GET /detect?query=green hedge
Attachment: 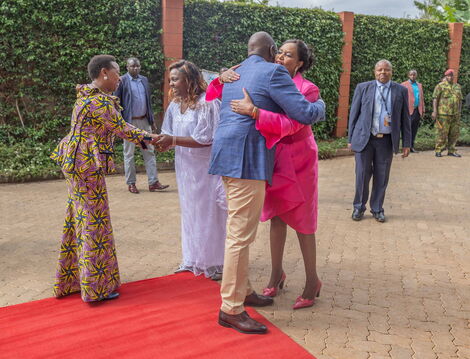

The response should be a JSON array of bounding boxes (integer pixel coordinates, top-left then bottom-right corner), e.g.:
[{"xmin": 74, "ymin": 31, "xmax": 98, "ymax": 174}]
[
  {"xmin": 351, "ymin": 15, "xmax": 450, "ymax": 123},
  {"xmin": 0, "ymin": 0, "xmax": 164, "ymax": 131},
  {"xmin": 183, "ymin": 0, "xmax": 344, "ymax": 140},
  {"xmin": 459, "ymin": 24, "xmax": 470, "ymax": 99}
]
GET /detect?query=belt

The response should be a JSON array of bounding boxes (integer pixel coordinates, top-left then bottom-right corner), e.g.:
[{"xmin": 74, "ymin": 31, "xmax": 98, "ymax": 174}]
[
  {"xmin": 132, "ymin": 114, "xmax": 147, "ymax": 120},
  {"xmin": 279, "ymin": 126, "xmax": 313, "ymax": 144},
  {"xmin": 371, "ymin": 133, "xmax": 390, "ymax": 138}
]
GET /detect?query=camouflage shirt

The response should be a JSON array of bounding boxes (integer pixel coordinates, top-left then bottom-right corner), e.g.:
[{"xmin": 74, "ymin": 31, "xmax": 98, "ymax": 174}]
[{"xmin": 433, "ymin": 81, "xmax": 462, "ymax": 116}]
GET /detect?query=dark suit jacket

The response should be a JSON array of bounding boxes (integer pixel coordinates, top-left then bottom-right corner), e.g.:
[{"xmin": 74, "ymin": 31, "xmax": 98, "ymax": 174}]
[
  {"xmin": 114, "ymin": 73, "xmax": 154, "ymax": 125},
  {"xmin": 348, "ymin": 80, "xmax": 411, "ymax": 154}
]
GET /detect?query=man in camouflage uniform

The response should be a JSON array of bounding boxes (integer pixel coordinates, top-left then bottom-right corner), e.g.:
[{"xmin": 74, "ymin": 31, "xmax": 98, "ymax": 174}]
[{"xmin": 432, "ymin": 69, "xmax": 462, "ymax": 157}]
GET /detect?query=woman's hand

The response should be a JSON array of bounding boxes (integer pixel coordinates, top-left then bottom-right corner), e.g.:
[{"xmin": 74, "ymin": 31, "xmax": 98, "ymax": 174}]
[
  {"xmin": 153, "ymin": 134, "xmax": 173, "ymax": 152},
  {"xmin": 231, "ymin": 88, "xmax": 255, "ymax": 116},
  {"xmin": 220, "ymin": 64, "xmax": 241, "ymax": 83},
  {"xmin": 144, "ymin": 134, "xmax": 167, "ymax": 152}
]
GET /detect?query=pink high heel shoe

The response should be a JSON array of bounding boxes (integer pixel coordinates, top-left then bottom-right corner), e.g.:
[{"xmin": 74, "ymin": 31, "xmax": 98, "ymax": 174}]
[
  {"xmin": 293, "ymin": 280, "xmax": 322, "ymax": 310},
  {"xmin": 262, "ymin": 271, "xmax": 286, "ymax": 297}
]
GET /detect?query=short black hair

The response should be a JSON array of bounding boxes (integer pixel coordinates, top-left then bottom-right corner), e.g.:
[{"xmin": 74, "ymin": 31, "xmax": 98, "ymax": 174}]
[
  {"xmin": 127, "ymin": 57, "xmax": 140, "ymax": 65},
  {"xmin": 87, "ymin": 55, "xmax": 116, "ymax": 80},
  {"xmin": 282, "ymin": 39, "xmax": 315, "ymax": 73}
]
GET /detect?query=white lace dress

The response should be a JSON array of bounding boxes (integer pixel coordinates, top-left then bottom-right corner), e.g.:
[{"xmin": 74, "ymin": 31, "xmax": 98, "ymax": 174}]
[{"xmin": 162, "ymin": 95, "xmax": 226, "ymax": 277}]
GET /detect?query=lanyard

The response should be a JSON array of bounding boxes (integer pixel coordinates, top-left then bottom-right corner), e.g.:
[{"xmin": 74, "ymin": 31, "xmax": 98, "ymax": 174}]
[{"xmin": 378, "ymin": 86, "xmax": 391, "ymax": 116}]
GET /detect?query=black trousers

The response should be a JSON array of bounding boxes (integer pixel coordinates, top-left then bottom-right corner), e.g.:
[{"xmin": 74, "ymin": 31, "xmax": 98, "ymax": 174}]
[
  {"xmin": 353, "ymin": 134, "xmax": 393, "ymax": 213},
  {"xmin": 410, "ymin": 108, "xmax": 421, "ymax": 148}
]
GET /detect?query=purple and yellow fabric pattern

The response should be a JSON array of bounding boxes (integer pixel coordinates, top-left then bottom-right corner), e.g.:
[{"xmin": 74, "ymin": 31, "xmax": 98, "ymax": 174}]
[{"xmin": 51, "ymin": 84, "xmax": 148, "ymax": 302}]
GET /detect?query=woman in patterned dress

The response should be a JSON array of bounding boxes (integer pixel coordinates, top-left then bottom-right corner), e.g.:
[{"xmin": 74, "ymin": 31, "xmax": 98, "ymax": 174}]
[{"xmin": 51, "ymin": 55, "xmax": 158, "ymax": 302}]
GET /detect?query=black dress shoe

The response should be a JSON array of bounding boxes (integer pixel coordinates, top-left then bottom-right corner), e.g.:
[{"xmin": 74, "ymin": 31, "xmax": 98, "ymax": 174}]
[
  {"xmin": 410, "ymin": 148, "xmax": 419, "ymax": 153},
  {"xmin": 435, "ymin": 152, "xmax": 442, "ymax": 157},
  {"xmin": 102, "ymin": 292, "xmax": 119, "ymax": 301},
  {"xmin": 371, "ymin": 211, "xmax": 385, "ymax": 223},
  {"xmin": 352, "ymin": 208, "xmax": 365, "ymax": 221},
  {"xmin": 243, "ymin": 291, "xmax": 274, "ymax": 307},
  {"xmin": 218, "ymin": 310, "xmax": 267, "ymax": 334},
  {"xmin": 211, "ymin": 272, "xmax": 222, "ymax": 281},
  {"xmin": 448, "ymin": 152, "xmax": 462, "ymax": 157}
]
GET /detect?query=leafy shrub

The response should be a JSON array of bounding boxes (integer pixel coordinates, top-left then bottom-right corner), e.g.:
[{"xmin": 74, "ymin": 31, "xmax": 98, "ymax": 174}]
[
  {"xmin": 459, "ymin": 24, "xmax": 470, "ymax": 101},
  {"xmin": 184, "ymin": 0, "xmax": 344, "ymax": 139},
  {"xmin": 0, "ymin": 0, "xmax": 164, "ymax": 128},
  {"xmin": 351, "ymin": 15, "xmax": 449, "ymax": 124}
]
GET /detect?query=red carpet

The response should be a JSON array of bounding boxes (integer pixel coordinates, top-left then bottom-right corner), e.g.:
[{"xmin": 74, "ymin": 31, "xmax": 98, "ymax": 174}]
[{"xmin": 0, "ymin": 273, "xmax": 315, "ymax": 359}]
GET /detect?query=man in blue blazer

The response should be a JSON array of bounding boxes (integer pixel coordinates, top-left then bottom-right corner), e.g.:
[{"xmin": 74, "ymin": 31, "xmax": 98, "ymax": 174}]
[
  {"xmin": 114, "ymin": 57, "xmax": 168, "ymax": 194},
  {"xmin": 348, "ymin": 59, "xmax": 411, "ymax": 223},
  {"xmin": 209, "ymin": 32, "xmax": 325, "ymax": 334}
]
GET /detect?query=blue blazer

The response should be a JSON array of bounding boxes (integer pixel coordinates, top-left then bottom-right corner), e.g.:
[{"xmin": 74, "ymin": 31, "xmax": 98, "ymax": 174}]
[
  {"xmin": 114, "ymin": 73, "xmax": 154, "ymax": 125},
  {"xmin": 209, "ymin": 55, "xmax": 325, "ymax": 182},
  {"xmin": 348, "ymin": 80, "xmax": 411, "ymax": 153}
]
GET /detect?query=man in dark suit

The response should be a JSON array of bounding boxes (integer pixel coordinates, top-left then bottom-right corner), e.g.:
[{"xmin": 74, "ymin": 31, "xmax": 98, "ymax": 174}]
[
  {"xmin": 348, "ymin": 59, "xmax": 411, "ymax": 223},
  {"xmin": 114, "ymin": 57, "xmax": 168, "ymax": 194},
  {"xmin": 209, "ymin": 32, "xmax": 325, "ymax": 334}
]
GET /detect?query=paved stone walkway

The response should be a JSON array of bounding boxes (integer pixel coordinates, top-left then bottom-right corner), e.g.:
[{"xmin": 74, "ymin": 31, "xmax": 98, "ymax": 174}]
[{"xmin": 1, "ymin": 148, "xmax": 469, "ymax": 359}]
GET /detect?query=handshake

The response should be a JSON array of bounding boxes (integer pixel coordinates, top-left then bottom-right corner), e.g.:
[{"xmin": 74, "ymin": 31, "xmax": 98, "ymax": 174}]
[{"xmin": 144, "ymin": 134, "xmax": 174, "ymax": 152}]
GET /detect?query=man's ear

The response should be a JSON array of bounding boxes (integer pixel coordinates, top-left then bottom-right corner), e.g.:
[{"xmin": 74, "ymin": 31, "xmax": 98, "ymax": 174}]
[{"xmin": 270, "ymin": 45, "xmax": 277, "ymax": 62}]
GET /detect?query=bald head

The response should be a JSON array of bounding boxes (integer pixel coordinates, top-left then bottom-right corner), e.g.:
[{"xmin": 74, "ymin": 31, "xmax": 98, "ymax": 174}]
[{"xmin": 247, "ymin": 32, "xmax": 277, "ymax": 62}]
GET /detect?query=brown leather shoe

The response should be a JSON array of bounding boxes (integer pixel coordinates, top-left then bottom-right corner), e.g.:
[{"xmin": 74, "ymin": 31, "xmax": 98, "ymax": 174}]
[
  {"xmin": 243, "ymin": 291, "xmax": 274, "ymax": 307},
  {"xmin": 218, "ymin": 310, "xmax": 267, "ymax": 334},
  {"xmin": 128, "ymin": 184, "xmax": 139, "ymax": 194},
  {"xmin": 149, "ymin": 181, "xmax": 169, "ymax": 191}
]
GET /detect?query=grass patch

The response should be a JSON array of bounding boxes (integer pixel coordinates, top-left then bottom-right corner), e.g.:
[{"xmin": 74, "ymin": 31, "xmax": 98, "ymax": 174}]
[
  {"xmin": 2, "ymin": 122, "xmax": 469, "ymax": 183},
  {"xmin": 317, "ymin": 137, "xmax": 349, "ymax": 159},
  {"xmin": 0, "ymin": 139, "xmax": 175, "ymax": 183},
  {"xmin": 414, "ymin": 120, "xmax": 470, "ymax": 151}
]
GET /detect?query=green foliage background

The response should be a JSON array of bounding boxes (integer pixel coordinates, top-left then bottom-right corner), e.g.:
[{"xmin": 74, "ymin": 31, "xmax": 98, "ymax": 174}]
[
  {"xmin": 351, "ymin": 15, "xmax": 450, "ymax": 123},
  {"xmin": 458, "ymin": 24, "xmax": 470, "ymax": 98},
  {"xmin": 0, "ymin": 0, "xmax": 164, "ymax": 130},
  {"xmin": 183, "ymin": 0, "xmax": 344, "ymax": 139},
  {"xmin": 1, "ymin": 0, "xmax": 470, "ymax": 182}
]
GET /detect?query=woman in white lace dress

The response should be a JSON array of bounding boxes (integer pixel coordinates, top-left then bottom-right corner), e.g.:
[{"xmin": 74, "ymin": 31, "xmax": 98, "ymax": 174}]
[{"xmin": 156, "ymin": 60, "xmax": 226, "ymax": 280}]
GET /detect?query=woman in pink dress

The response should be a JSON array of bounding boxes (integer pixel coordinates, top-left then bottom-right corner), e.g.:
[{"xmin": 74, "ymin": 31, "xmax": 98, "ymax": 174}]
[{"xmin": 226, "ymin": 39, "xmax": 322, "ymax": 309}]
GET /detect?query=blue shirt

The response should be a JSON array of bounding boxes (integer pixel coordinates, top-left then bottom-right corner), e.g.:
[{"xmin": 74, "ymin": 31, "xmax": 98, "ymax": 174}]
[
  {"xmin": 372, "ymin": 80, "xmax": 392, "ymax": 135},
  {"xmin": 410, "ymin": 80, "xmax": 420, "ymax": 108},
  {"xmin": 130, "ymin": 76, "xmax": 147, "ymax": 118}
]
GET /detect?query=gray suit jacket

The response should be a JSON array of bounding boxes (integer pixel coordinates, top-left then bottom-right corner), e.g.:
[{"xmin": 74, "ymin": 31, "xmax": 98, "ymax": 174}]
[
  {"xmin": 348, "ymin": 80, "xmax": 411, "ymax": 153},
  {"xmin": 114, "ymin": 73, "xmax": 154, "ymax": 125}
]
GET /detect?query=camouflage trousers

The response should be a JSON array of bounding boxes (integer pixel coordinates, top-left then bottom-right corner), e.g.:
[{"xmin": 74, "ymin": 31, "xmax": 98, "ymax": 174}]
[{"xmin": 435, "ymin": 115, "xmax": 460, "ymax": 153}]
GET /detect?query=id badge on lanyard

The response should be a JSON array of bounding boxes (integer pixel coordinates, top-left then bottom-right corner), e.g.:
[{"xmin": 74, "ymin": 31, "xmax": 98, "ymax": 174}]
[{"xmin": 379, "ymin": 87, "xmax": 391, "ymax": 127}]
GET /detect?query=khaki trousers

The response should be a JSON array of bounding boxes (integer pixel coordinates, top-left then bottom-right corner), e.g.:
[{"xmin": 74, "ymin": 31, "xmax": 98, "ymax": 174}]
[{"xmin": 220, "ymin": 176, "xmax": 266, "ymax": 315}]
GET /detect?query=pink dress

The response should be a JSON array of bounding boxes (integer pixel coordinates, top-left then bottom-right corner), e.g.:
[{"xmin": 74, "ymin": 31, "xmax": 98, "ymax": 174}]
[
  {"xmin": 256, "ymin": 73, "xmax": 319, "ymax": 234},
  {"xmin": 205, "ymin": 73, "xmax": 319, "ymax": 234}
]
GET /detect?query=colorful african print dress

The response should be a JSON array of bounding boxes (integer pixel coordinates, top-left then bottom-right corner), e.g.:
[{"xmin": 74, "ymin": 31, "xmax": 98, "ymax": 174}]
[{"xmin": 51, "ymin": 84, "xmax": 148, "ymax": 302}]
